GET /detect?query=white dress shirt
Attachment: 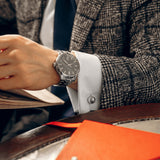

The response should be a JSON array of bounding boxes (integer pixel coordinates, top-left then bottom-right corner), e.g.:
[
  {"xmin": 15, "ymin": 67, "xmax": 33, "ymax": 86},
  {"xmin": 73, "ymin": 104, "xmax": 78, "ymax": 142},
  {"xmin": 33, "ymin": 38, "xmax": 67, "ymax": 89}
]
[{"xmin": 40, "ymin": 0, "xmax": 102, "ymax": 114}]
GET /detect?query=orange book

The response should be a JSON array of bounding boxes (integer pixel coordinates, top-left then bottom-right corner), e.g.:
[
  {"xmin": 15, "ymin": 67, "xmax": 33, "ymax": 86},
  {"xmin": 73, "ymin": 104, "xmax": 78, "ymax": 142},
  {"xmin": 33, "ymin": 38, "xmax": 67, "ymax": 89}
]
[{"xmin": 56, "ymin": 120, "xmax": 160, "ymax": 160}]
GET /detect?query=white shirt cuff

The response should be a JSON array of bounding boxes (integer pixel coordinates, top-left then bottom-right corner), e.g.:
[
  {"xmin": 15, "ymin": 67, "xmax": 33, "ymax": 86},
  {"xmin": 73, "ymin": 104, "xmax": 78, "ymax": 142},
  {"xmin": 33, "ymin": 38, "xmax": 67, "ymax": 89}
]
[{"xmin": 67, "ymin": 51, "xmax": 102, "ymax": 114}]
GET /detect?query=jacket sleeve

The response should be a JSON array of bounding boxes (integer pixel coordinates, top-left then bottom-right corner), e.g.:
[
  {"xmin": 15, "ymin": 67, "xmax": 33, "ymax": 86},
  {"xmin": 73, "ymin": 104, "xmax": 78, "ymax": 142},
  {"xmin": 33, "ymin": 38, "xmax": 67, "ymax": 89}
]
[
  {"xmin": 0, "ymin": 0, "xmax": 18, "ymax": 35},
  {"xmin": 97, "ymin": 1, "xmax": 160, "ymax": 108}
]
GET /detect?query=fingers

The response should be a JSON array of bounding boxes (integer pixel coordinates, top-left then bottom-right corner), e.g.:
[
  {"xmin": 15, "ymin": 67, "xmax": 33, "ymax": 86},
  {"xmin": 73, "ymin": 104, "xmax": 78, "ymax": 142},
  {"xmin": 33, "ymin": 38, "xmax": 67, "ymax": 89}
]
[
  {"xmin": 0, "ymin": 35, "xmax": 14, "ymax": 50},
  {"xmin": 0, "ymin": 34, "xmax": 59, "ymax": 90},
  {"xmin": 0, "ymin": 34, "xmax": 26, "ymax": 51},
  {"xmin": 0, "ymin": 64, "xmax": 16, "ymax": 79},
  {"xmin": 0, "ymin": 76, "xmax": 23, "ymax": 90},
  {"xmin": 0, "ymin": 48, "xmax": 14, "ymax": 66},
  {"xmin": 0, "ymin": 35, "xmax": 19, "ymax": 65},
  {"xmin": 0, "ymin": 49, "xmax": 5, "ymax": 53},
  {"xmin": 0, "ymin": 64, "xmax": 32, "ymax": 90}
]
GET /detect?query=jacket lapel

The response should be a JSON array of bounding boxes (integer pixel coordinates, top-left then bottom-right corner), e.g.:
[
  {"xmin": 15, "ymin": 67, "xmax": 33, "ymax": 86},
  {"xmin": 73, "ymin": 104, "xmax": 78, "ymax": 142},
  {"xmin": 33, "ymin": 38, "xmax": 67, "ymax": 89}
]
[{"xmin": 70, "ymin": 0, "xmax": 105, "ymax": 51}]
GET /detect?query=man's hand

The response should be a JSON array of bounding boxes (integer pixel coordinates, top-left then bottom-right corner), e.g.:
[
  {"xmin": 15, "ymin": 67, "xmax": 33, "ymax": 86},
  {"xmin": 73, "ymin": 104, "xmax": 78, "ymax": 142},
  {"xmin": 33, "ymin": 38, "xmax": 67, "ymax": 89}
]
[{"xmin": 0, "ymin": 35, "xmax": 60, "ymax": 90}]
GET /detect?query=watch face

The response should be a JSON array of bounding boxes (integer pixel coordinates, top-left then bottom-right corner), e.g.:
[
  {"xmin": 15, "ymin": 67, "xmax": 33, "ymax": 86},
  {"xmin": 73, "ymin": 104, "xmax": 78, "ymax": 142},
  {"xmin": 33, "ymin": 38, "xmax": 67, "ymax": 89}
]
[{"xmin": 57, "ymin": 53, "xmax": 80, "ymax": 77}]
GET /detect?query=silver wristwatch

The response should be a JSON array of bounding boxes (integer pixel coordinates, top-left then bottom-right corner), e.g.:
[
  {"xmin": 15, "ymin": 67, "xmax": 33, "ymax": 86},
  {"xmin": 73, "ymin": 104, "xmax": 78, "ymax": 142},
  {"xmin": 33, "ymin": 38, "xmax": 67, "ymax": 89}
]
[{"xmin": 53, "ymin": 51, "xmax": 80, "ymax": 86}]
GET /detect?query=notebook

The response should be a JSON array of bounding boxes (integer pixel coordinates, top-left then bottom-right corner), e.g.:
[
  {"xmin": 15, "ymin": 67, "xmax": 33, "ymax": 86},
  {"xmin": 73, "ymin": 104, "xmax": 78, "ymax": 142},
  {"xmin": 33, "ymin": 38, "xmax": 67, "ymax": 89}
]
[{"xmin": 55, "ymin": 120, "xmax": 160, "ymax": 160}]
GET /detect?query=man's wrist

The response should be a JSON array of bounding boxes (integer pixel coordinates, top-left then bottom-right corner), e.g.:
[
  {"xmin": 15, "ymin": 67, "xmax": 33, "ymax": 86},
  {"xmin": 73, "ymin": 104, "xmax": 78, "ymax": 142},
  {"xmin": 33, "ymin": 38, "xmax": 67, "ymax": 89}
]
[{"xmin": 68, "ymin": 78, "xmax": 78, "ymax": 90}]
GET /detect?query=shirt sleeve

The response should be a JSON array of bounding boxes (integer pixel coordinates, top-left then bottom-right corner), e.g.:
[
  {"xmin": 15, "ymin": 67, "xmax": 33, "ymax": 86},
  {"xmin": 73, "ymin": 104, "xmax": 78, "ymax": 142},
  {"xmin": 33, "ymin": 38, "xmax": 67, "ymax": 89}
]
[{"xmin": 67, "ymin": 50, "xmax": 102, "ymax": 114}]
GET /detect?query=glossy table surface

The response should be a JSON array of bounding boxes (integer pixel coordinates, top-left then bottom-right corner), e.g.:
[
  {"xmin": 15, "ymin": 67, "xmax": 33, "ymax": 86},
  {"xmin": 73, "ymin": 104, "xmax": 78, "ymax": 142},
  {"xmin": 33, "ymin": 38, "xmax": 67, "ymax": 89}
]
[{"xmin": 0, "ymin": 103, "xmax": 160, "ymax": 160}]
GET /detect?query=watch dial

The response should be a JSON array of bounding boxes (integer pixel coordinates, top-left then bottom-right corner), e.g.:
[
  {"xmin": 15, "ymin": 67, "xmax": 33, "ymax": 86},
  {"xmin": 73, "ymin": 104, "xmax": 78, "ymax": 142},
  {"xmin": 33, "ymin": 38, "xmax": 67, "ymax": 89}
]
[{"xmin": 58, "ymin": 53, "xmax": 80, "ymax": 76}]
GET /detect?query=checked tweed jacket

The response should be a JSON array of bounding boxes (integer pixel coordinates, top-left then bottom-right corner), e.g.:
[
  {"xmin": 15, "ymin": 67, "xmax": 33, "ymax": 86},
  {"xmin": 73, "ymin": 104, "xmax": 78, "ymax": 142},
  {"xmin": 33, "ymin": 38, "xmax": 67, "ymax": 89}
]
[{"xmin": 0, "ymin": 0, "xmax": 160, "ymax": 109}]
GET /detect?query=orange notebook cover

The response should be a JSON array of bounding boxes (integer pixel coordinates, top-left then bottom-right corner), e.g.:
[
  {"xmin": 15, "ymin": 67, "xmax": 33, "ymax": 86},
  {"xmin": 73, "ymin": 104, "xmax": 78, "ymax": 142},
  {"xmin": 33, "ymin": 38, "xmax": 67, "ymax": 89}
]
[{"xmin": 56, "ymin": 120, "xmax": 160, "ymax": 160}]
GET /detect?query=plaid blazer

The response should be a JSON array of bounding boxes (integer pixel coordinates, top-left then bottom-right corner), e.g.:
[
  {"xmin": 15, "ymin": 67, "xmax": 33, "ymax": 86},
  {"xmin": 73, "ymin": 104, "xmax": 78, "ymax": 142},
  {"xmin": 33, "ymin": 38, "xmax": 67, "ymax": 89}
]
[{"xmin": 0, "ymin": 0, "xmax": 160, "ymax": 109}]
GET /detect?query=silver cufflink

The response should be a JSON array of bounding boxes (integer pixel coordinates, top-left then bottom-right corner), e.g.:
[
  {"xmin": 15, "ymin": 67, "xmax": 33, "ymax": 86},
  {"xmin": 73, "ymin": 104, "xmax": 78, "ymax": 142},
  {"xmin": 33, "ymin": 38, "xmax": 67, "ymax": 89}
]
[{"xmin": 87, "ymin": 95, "xmax": 96, "ymax": 104}]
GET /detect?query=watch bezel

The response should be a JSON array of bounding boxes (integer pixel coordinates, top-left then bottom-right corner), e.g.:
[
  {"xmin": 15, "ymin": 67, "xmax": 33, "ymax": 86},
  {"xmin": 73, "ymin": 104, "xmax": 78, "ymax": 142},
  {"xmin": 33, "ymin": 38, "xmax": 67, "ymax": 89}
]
[{"xmin": 54, "ymin": 51, "xmax": 80, "ymax": 86}]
